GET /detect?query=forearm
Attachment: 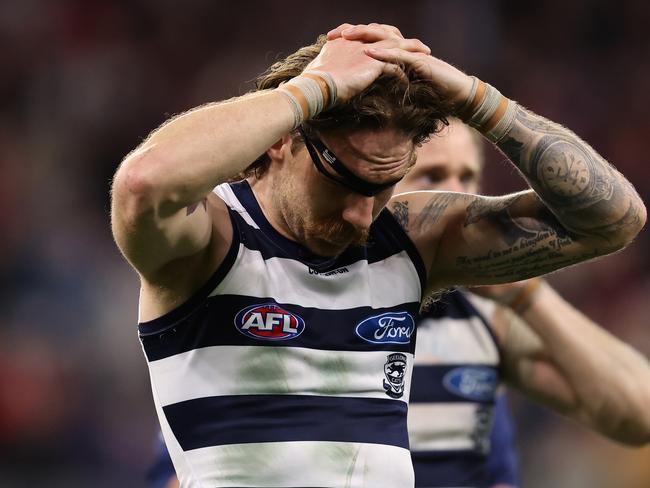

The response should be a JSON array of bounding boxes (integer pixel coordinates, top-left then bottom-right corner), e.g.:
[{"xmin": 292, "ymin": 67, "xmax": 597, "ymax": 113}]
[
  {"xmin": 118, "ymin": 89, "xmax": 295, "ymax": 209},
  {"xmin": 494, "ymin": 103, "xmax": 646, "ymax": 247},
  {"xmin": 517, "ymin": 281, "xmax": 650, "ymax": 444}
]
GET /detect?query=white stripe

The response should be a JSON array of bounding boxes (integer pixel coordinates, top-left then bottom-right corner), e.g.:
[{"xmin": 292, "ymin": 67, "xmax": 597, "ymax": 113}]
[
  {"xmin": 150, "ymin": 345, "xmax": 413, "ymax": 406},
  {"xmin": 414, "ymin": 316, "xmax": 499, "ymax": 365},
  {"xmin": 211, "ymin": 245, "xmax": 421, "ymax": 309},
  {"xmin": 213, "ymin": 183, "xmax": 260, "ymax": 229},
  {"xmin": 408, "ymin": 403, "xmax": 480, "ymax": 451},
  {"xmin": 181, "ymin": 441, "xmax": 414, "ymax": 487},
  {"xmin": 465, "ymin": 291, "xmax": 497, "ymax": 320},
  {"xmin": 148, "ymin": 370, "xmax": 199, "ymax": 486}
]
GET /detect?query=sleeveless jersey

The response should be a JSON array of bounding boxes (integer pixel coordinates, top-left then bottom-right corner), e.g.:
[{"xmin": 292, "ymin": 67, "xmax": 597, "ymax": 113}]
[
  {"xmin": 138, "ymin": 180, "xmax": 426, "ymax": 488},
  {"xmin": 409, "ymin": 289, "xmax": 517, "ymax": 488}
]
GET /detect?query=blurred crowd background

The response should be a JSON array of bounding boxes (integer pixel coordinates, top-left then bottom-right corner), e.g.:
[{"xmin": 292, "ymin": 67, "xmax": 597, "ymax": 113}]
[{"xmin": 1, "ymin": 0, "xmax": 649, "ymax": 486}]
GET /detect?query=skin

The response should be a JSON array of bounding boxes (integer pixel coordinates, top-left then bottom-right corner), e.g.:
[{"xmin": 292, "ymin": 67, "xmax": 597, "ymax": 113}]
[
  {"xmin": 396, "ymin": 120, "xmax": 650, "ymax": 449},
  {"xmin": 111, "ymin": 19, "xmax": 645, "ymax": 366},
  {"xmin": 112, "ymin": 24, "xmax": 647, "ymax": 486},
  {"xmin": 111, "ymin": 24, "xmax": 645, "ymax": 323},
  {"xmin": 251, "ymin": 127, "xmax": 414, "ymax": 256},
  {"xmin": 159, "ymin": 121, "xmax": 650, "ymax": 487}
]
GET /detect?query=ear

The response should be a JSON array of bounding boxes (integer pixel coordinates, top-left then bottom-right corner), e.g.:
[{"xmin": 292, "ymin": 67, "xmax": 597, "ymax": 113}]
[{"xmin": 266, "ymin": 134, "xmax": 294, "ymax": 162}]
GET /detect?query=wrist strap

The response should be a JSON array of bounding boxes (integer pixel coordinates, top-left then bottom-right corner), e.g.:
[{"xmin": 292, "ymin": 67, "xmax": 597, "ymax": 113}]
[
  {"xmin": 277, "ymin": 71, "xmax": 337, "ymax": 130},
  {"xmin": 459, "ymin": 76, "xmax": 517, "ymax": 143}
]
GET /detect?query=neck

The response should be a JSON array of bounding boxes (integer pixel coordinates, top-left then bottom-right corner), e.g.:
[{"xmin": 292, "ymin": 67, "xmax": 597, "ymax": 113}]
[{"xmin": 247, "ymin": 176, "xmax": 300, "ymax": 244}]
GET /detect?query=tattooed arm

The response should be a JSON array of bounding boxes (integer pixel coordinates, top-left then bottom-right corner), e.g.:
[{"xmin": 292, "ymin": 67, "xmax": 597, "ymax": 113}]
[
  {"xmin": 390, "ymin": 104, "xmax": 645, "ymax": 291},
  {"xmin": 496, "ymin": 106, "xmax": 645, "ymax": 245},
  {"xmin": 342, "ymin": 22, "xmax": 646, "ymax": 290}
]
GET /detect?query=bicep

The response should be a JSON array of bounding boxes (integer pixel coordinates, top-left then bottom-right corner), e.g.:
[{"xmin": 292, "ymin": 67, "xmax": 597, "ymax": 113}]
[
  {"xmin": 111, "ymin": 186, "xmax": 223, "ymax": 277},
  {"xmin": 419, "ymin": 189, "xmax": 614, "ymax": 290}
]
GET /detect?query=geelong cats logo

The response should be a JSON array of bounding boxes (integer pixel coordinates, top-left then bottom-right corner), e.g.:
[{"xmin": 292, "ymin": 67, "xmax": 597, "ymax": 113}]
[
  {"xmin": 234, "ymin": 303, "xmax": 305, "ymax": 341},
  {"xmin": 383, "ymin": 353, "xmax": 408, "ymax": 399}
]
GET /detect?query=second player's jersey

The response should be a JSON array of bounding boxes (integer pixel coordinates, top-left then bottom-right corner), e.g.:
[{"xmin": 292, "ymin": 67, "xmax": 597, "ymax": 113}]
[
  {"xmin": 409, "ymin": 289, "xmax": 510, "ymax": 488},
  {"xmin": 138, "ymin": 180, "xmax": 426, "ymax": 488}
]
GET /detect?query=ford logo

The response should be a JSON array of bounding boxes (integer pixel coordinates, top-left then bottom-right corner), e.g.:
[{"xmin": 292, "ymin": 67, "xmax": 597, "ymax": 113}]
[
  {"xmin": 443, "ymin": 367, "xmax": 498, "ymax": 401},
  {"xmin": 355, "ymin": 312, "xmax": 415, "ymax": 344}
]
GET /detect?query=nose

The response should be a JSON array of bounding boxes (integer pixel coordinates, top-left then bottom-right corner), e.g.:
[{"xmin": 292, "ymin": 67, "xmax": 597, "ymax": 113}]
[{"xmin": 341, "ymin": 193, "xmax": 375, "ymax": 230}]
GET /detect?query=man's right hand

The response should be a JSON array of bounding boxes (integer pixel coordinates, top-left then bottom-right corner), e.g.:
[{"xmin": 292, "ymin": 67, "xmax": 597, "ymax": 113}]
[
  {"xmin": 325, "ymin": 23, "xmax": 473, "ymax": 108},
  {"xmin": 306, "ymin": 23, "xmax": 431, "ymax": 102}
]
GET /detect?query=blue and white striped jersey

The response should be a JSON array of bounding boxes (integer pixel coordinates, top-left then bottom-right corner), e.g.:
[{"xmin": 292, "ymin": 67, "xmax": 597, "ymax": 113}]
[
  {"xmin": 409, "ymin": 289, "xmax": 517, "ymax": 488},
  {"xmin": 138, "ymin": 180, "xmax": 426, "ymax": 488}
]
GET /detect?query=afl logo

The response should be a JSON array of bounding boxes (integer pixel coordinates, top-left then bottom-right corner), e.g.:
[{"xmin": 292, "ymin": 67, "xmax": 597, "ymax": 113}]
[{"xmin": 234, "ymin": 303, "xmax": 305, "ymax": 341}]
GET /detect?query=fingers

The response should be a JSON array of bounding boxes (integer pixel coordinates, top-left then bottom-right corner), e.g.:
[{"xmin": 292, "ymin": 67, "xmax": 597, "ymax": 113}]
[
  {"xmin": 327, "ymin": 23, "xmax": 355, "ymax": 40},
  {"xmin": 369, "ymin": 23, "xmax": 403, "ymax": 38},
  {"xmin": 340, "ymin": 23, "xmax": 401, "ymax": 42},
  {"xmin": 373, "ymin": 37, "xmax": 431, "ymax": 55},
  {"xmin": 365, "ymin": 45, "xmax": 426, "ymax": 65},
  {"xmin": 328, "ymin": 23, "xmax": 404, "ymax": 42},
  {"xmin": 328, "ymin": 23, "xmax": 429, "ymax": 55},
  {"xmin": 365, "ymin": 46, "xmax": 433, "ymax": 79}
]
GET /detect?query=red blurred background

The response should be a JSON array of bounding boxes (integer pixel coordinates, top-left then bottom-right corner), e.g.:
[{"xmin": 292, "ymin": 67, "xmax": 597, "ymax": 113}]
[{"xmin": 1, "ymin": 1, "xmax": 649, "ymax": 486}]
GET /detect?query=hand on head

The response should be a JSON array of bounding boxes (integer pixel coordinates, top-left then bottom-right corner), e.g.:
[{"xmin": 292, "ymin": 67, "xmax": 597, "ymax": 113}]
[
  {"xmin": 322, "ymin": 22, "xmax": 473, "ymax": 108},
  {"xmin": 305, "ymin": 23, "xmax": 430, "ymax": 102}
]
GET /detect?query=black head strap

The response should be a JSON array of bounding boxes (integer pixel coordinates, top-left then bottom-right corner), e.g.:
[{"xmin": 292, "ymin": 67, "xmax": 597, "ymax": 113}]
[{"xmin": 298, "ymin": 127, "xmax": 400, "ymax": 197}]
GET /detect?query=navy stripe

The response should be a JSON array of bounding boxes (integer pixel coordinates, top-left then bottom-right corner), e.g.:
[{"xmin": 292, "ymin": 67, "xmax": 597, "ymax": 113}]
[
  {"xmin": 412, "ymin": 450, "xmax": 488, "ymax": 488},
  {"xmin": 231, "ymin": 209, "xmax": 370, "ymax": 270},
  {"xmin": 140, "ymin": 296, "xmax": 419, "ymax": 361},
  {"xmin": 164, "ymin": 394, "xmax": 409, "ymax": 451},
  {"xmin": 485, "ymin": 394, "xmax": 519, "ymax": 486},
  {"xmin": 231, "ymin": 181, "xmax": 363, "ymax": 270},
  {"xmin": 138, "ymin": 210, "xmax": 241, "ymax": 336},
  {"xmin": 410, "ymin": 364, "xmax": 498, "ymax": 404}
]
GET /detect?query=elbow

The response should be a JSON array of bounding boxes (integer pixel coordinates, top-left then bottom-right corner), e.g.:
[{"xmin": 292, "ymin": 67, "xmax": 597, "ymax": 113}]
[
  {"xmin": 111, "ymin": 147, "xmax": 161, "ymax": 226},
  {"xmin": 632, "ymin": 199, "xmax": 648, "ymax": 239},
  {"xmin": 624, "ymin": 390, "xmax": 650, "ymax": 447},
  {"xmin": 596, "ymin": 198, "xmax": 647, "ymax": 252},
  {"xmin": 593, "ymin": 390, "xmax": 650, "ymax": 447},
  {"xmin": 618, "ymin": 197, "xmax": 647, "ymax": 247},
  {"xmin": 608, "ymin": 420, "xmax": 650, "ymax": 447}
]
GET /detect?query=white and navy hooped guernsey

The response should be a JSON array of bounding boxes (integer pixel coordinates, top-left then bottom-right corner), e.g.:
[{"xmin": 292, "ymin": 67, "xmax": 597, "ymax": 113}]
[
  {"xmin": 138, "ymin": 181, "xmax": 427, "ymax": 488},
  {"xmin": 408, "ymin": 290, "xmax": 504, "ymax": 488}
]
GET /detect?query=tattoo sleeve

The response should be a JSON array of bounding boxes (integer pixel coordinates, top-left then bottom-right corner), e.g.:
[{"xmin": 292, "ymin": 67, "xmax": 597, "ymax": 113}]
[
  {"xmin": 496, "ymin": 106, "xmax": 645, "ymax": 243},
  {"xmin": 456, "ymin": 193, "xmax": 601, "ymax": 281},
  {"xmin": 391, "ymin": 200, "xmax": 409, "ymax": 229},
  {"xmin": 186, "ymin": 198, "xmax": 208, "ymax": 216}
]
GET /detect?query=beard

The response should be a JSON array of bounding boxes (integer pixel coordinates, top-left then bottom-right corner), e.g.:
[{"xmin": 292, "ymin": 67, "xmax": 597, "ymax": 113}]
[
  {"xmin": 275, "ymin": 185, "xmax": 370, "ymax": 257},
  {"xmin": 305, "ymin": 215, "xmax": 370, "ymax": 256}
]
